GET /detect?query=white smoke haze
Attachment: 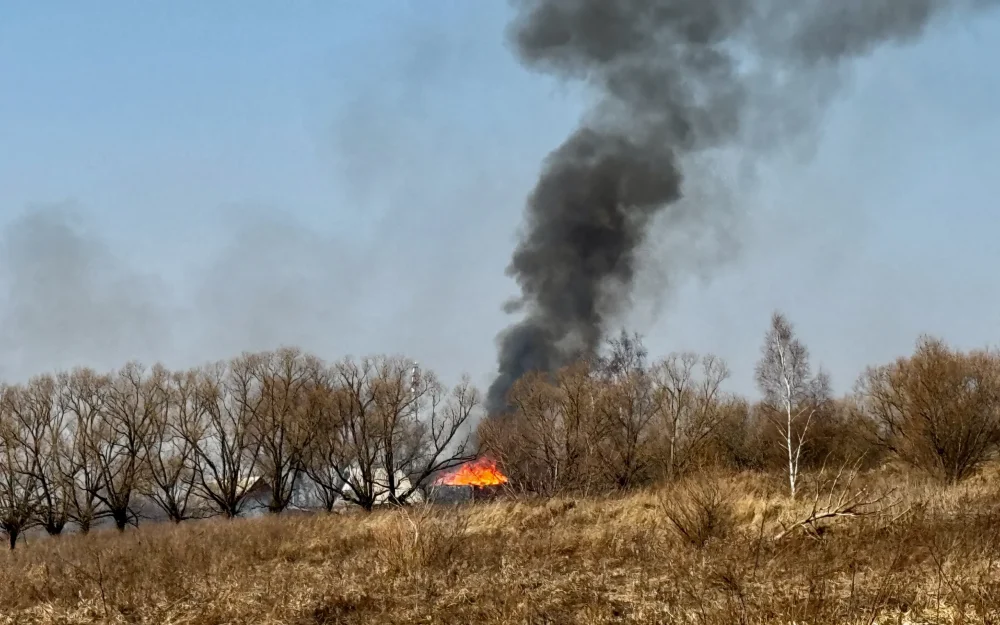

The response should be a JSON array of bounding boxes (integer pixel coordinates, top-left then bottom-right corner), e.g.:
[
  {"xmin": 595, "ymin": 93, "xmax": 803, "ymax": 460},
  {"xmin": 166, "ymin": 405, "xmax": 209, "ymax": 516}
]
[{"xmin": 0, "ymin": 198, "xmax": 515, "ymax": 388}]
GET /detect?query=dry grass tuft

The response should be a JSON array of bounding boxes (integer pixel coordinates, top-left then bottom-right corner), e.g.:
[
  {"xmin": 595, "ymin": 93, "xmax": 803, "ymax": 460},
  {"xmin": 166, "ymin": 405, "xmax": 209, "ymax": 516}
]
[{"xmin": 0, "ymin": 471, "xmax": 999, "ymax": 623}]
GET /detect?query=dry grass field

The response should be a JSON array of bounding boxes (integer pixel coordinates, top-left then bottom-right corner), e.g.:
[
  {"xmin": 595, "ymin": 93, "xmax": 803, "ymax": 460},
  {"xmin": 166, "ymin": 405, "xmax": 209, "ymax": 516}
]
[{"xmin": 2, "ymin": 469, "xmax": 1000, "ymax": 624}]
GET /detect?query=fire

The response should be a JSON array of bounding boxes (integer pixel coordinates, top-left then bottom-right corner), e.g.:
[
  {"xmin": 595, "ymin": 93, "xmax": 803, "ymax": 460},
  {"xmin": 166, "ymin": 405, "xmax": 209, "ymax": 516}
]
[{"xmin": 435, "ymin": 458, "xmax": 508, "ymax": 487}]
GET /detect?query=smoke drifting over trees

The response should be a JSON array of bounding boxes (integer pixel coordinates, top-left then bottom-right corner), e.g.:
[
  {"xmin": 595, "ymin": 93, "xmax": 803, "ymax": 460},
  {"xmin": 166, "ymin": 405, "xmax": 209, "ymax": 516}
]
[
  {"xmin": 487, "ymin": 0, "xmax": 1000, "ymax": 412},
  {"xmin": 0, "ymin": 206, "xmax": 172, "ymax": 376}
]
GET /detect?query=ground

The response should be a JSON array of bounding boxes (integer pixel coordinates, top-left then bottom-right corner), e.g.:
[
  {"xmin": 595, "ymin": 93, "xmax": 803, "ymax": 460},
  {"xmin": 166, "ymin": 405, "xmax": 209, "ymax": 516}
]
[{"xmin": 1, "ymin": 469, "xmax": 999, "ymax": 624}]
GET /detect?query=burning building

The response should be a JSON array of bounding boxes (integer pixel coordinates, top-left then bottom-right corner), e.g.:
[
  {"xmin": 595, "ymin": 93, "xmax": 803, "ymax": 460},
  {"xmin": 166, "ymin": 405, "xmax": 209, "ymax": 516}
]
[{"xmin": 431, "ymin": 457, "xmax": 508, "ymax": 503}]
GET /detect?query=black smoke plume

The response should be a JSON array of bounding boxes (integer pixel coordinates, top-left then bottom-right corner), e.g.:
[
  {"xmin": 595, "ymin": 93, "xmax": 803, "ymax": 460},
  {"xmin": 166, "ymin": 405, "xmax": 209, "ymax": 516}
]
[{"xmin": 488, "ymin": 0, "xmax": 998, "ymax": 412}]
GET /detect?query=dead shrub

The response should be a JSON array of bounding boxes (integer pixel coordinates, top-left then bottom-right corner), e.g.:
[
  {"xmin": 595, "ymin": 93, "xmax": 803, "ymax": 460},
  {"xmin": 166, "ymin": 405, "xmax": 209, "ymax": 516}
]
[
  {"xmin": 660, "ymin": 479, "xmax": 735, "ymax": 549},
  {"xmin": 858, "ymin": 337, "xmax": 1000, "ymax": 484}
]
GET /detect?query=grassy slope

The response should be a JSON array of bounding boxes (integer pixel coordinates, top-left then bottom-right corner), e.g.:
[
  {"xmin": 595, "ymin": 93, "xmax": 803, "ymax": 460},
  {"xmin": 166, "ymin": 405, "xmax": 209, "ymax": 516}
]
[{"xmin": 1, "ymin": 471, "xmax": 999, "ymax": 624}]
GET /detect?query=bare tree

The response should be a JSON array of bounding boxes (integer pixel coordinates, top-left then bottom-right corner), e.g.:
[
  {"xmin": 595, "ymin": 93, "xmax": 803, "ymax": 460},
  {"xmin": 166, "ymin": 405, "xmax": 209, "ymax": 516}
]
[
  {"xmin": 598, "ymin": 330, "xmax": 647, "ymax": 379},
  {"xmin": 301, "ymin": 366, "xmax": 350, "ymax": 511},
  {"xmin": 141, "ymin": 368, "xmax": 202, "ymax": 522},
  {"xmin": 333, "ymin": 357, "xmax": 477, "ymax": 510},
  {"xmin": 481, "ymin": 363, "xmax": 600, "ymax": 495},
  {"xmin": 327, "ymin": 357, "xmax": 381, "ymax": 510},
  {"xmin": 2, "ymin": 375, "xmax": 71, "ymax": 535},
  {"xmin": 0, "ymin": 385, "xmax": 39, "ymax": 549},
  {"xmin": 547, "ymin": 363, "xmax": 601, "ymax": 492},
  {"xmin": 755, "ymin": 312, "xmax": 830, "ymax": 498},
  {"xmin": 96, "ymin": 362, "xmax": 159, "ymax": 531},
  {"xmin": 706, "ymin": 396, "xmax": 761, "ymax": 471},
  {"xmin": 248, "ymin": 348, "xmax": 319, "ymax": 513},
  {"xmin": 183, "ymin": 359, "xmax": 263, "ymax": 518},
  {"xmin": 58, "ymin": 369, "xmax": 111, "ymax": 533},
  {"xmin": 388, "ymin": 372, "xmax": 480, "ymax": 503},
  {"xmin": 653, "ymin": 352, "xmax": 731, "ymax": 480},
  {"xmin": 595, "ymin": 331, "xmax": 658, "ymax": 489},
  {"xmin": 478, "ymin": 373, "xmax": 555, "ymax": 495},
  {"xmin": 857, "ymin": 336, "xmax": 1000, "ymax": 483}
]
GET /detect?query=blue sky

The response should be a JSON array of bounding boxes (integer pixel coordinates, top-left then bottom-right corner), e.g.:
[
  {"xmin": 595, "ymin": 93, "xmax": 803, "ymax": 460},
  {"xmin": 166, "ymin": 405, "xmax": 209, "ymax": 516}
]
[{"xmin": 1, "ymin": 3, "xmax": 999, "ymax": 397}]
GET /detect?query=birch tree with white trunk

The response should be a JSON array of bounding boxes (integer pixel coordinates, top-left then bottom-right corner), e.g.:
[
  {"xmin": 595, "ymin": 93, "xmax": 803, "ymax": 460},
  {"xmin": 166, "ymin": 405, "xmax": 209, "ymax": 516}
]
[{"xmin": 755, "ymin": 312, "xmax": 830, "ymax": 499}]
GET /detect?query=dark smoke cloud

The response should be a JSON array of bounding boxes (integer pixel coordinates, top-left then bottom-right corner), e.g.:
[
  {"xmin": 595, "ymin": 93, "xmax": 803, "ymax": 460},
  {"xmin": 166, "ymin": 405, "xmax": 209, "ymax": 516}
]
[{"xmin": 488, "ymin": 0, "xmax": 999, "ymax": 412}]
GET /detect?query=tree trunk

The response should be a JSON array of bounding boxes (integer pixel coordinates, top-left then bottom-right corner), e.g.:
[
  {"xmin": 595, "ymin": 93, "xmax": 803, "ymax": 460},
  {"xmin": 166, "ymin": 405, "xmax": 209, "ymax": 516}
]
[
  {"xmin": 668, "ymin": 422, "xmax": 677, "ymax": 482},
  {"xmin": 8, "ymin": 529, "xmax": 18, "ymax": 551},
  {"xmin": 786, "ymin": 399, "xmax": 797, "ymax": 499}
]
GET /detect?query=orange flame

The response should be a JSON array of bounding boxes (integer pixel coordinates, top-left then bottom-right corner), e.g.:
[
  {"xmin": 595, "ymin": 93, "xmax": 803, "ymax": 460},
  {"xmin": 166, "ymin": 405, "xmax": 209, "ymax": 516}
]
[{"xmin": 435, "ymin": 458, "xmax": 508, "ymax": 487}]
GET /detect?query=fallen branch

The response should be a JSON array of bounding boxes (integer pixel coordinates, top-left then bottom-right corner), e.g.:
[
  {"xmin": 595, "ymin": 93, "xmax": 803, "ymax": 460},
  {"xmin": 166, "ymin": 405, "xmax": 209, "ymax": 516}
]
[{"xmin": 775, "ymin": 459, "xmax": 900, "ymax": 540}]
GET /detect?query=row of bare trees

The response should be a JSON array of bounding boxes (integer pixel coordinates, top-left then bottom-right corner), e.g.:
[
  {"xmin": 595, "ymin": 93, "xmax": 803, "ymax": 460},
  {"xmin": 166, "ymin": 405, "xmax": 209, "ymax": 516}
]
[
  {"xmin": 482, "ymin": 312, "xmax": 1000, "ymax": 497},
  {"xmin": 479, "ymin": 334, "xmax": 741, "ymax": 495},
  {"xmin": 479, "ymin": 330, "xmax": 759, "ymax": 496},
  {"xmin": 0, "ymin": 349, "xmax": 479, "ymax": 548},
  {"xmin": 3, "ymin": 311, "xmax": 996, "ymax": 547}
]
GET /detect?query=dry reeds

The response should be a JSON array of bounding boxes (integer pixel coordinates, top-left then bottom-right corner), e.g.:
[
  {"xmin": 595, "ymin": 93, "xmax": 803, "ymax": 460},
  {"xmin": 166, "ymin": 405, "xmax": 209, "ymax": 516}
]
[{"xmin": 0, "ymin": 471, "xmax": 998, "ymax": 623}]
